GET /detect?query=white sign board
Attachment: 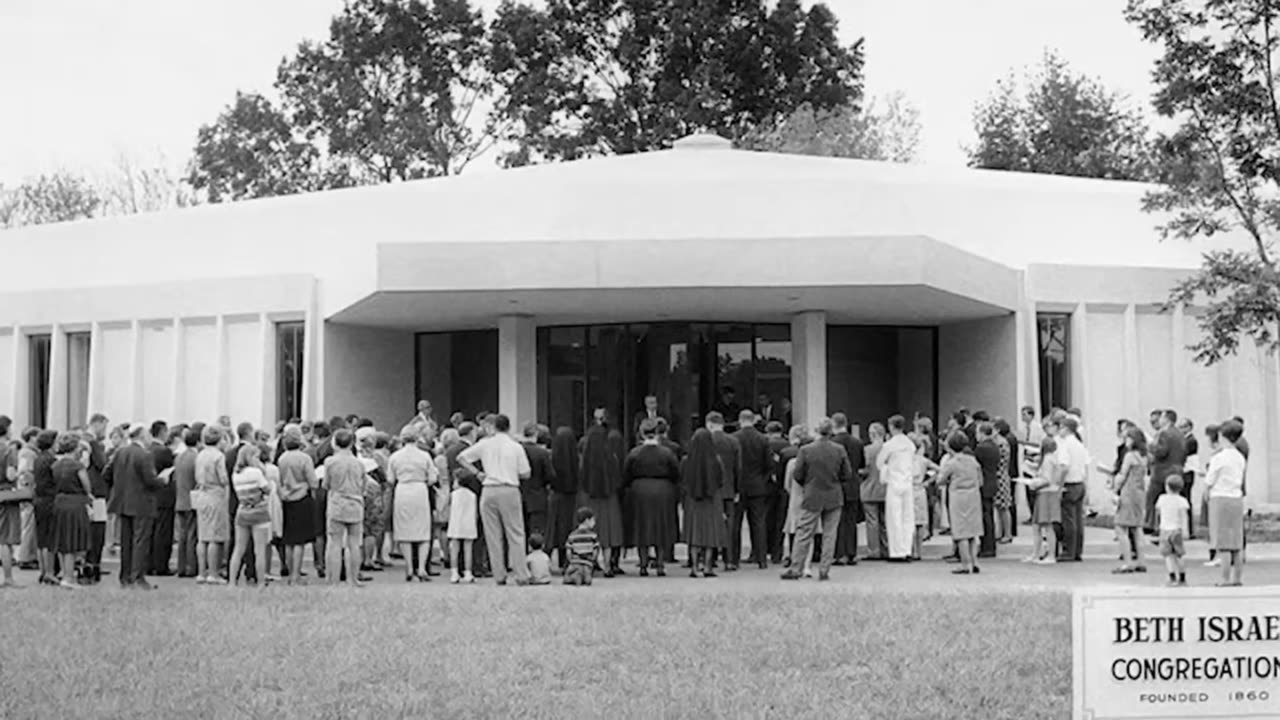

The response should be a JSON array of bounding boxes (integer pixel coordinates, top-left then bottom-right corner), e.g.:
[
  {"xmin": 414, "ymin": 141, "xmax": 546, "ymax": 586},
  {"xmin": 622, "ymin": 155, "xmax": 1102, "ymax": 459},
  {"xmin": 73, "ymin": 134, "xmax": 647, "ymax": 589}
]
[{"xmin": 1074, "ymin": 586, "xmax": 1280, "ymax": 720}]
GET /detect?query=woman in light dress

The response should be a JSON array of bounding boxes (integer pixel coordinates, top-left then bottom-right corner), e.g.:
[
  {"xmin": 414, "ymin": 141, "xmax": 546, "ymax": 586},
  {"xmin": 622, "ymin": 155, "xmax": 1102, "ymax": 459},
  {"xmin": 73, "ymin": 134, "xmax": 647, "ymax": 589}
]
[
  {"xmin": 389, "ymin": 426, "xmax": 438, "ymax": 582},
  {"xmin": 1024, "ymin": 436, "xmax": 1061, "ymax": 564},
  {"xmin": 782, "ymin": 425, "xmax": 813, "ymax": 577},
  {"xmin": 1203, "ymin": 420, "xmax": 1247, "ymax": 587},
  {"xmin": 1111, "ymin": 427, "xmax": 1149, "ymax": 575},
  {"xmin": 193, "ymin": 426, "xmax": 231, "ymax": 585},
  {"xmin": 937, "ymin": 431, "xmax": 983, "ymax": 575}
]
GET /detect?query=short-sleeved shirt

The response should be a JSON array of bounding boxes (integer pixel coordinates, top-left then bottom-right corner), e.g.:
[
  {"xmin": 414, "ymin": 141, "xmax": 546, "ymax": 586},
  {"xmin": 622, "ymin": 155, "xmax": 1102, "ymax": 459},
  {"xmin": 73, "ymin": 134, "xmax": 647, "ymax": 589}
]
[
  {"xmin": 458, "ymin": 433, "xmax": 530, "ymax": 488},
  {"xmin": 526, "ymin": 550, "xmax": 552, "ymax": 584},
  {"xmin": 1055, "ymin": 435, "xmax": 1089, "ymax": 485},
  {"xmin": 1155, "ymin": 493, "xmax": 1189, "ymax": 533},
  {"xmin": 324, "ymin": 454, "xmax": 367, "ymax": 524}
]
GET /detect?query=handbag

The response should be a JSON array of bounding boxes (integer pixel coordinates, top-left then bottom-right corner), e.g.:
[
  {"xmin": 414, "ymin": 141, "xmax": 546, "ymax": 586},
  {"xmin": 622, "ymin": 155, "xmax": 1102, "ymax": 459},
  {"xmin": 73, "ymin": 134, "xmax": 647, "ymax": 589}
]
[{"xmin": 0, "ymin": 486, "xmax": 34, "ymax": 504}]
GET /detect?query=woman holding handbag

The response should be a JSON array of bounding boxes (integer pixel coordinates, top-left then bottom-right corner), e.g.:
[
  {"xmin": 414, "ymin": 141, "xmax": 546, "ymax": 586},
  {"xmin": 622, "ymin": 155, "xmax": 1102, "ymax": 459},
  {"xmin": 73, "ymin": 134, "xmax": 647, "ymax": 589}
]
[{"xmin": 51, "ymin": 433, "xmax": 93, "ymax": 589}]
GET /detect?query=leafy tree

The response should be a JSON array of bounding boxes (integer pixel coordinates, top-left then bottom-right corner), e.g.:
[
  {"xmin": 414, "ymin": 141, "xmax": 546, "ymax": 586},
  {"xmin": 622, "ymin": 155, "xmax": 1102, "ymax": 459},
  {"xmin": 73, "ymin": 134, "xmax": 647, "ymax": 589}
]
[
  {"xmin": 968, "ymin": 51, "xmax": 1155, "ymax": 181},
  {"xmin": 487, "ymin": 0, "xmax": 865, "ymax": 166},
  {"xmin": 188, "ymin": 92, "xmax": 333, "ymax": 203},
  {"xmin": 0, "ymin": 172, "xmax": 101, "ymax": 228},
  {"xmin": 1126, "ymin": 0, "xmax": 1280, "ymax": 364},
  {"xmin": 737, "ymin": 91, "xmax": 921, "ymax": 161},
  {"xmin": 190, "ymin": 0, "xmax": 493, "ymax": 202}
]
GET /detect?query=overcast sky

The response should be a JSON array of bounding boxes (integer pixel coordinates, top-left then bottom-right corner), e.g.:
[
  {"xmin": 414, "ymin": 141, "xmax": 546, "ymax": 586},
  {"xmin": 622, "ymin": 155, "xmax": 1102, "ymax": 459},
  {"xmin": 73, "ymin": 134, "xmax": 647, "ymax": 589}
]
[{"xmin": 0, "ymin": 0, "xmax": 1163, "ymax": 185}]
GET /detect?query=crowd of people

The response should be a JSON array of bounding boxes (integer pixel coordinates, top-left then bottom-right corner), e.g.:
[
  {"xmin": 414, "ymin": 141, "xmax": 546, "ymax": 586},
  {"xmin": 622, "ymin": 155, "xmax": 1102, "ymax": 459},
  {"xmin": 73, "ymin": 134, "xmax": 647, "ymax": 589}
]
[{"xmin": 0, "ymin": 396, "xmax": 1256, "ymax": 590}]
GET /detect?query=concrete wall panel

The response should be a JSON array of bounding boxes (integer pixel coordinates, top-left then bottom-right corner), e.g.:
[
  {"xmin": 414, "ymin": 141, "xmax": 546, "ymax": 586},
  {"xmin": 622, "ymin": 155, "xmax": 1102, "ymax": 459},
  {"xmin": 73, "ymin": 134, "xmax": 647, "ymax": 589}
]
[
  {"xmin": 938, "ymin": 315, "xmax": 1017, "ymax": 422},
  {"xmin": 324, "ymin": 323, "xmax": 414, "ymax": 431}
]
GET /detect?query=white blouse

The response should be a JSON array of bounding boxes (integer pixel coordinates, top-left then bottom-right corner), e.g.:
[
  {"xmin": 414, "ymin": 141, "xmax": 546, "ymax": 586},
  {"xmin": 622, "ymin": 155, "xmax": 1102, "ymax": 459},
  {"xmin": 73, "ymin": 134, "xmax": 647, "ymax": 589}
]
[{"xmin": 1204, "ymin": 446, "xmax": 1246, "ymax": 499}]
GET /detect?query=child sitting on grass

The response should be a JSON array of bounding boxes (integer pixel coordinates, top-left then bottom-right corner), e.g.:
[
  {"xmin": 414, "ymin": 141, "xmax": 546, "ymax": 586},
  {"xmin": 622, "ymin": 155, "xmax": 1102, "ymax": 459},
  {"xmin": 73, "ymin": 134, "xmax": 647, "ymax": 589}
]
[
  {"xmin": 564, "ymin": 507, "xmax": 598, "ymax": 586},
  {"xmin": 1156, "ymin": 474, "xmax": 1190, "ymax": 587},
  {"xmin": 526, "ymin": 533, "xmax": 552, "ymax": 585}
]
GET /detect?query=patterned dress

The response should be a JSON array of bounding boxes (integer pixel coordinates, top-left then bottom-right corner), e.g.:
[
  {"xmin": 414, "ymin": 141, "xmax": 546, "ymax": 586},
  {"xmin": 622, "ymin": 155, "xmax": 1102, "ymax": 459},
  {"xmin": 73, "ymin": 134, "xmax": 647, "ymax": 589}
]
[{"xmin": 994, "ymin": 435, "xmax": 1013, "ymax": 510}]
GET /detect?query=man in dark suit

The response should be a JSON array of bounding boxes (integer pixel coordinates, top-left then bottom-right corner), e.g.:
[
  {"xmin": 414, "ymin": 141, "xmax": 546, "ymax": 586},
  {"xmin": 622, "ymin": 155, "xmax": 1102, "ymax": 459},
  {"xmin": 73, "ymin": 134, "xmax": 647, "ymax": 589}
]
[
  {"xmin": 104, "ymin": 424, "xmax": 166, "ymax": 589},
  {"xmin": 632, "ymin": 395, "xmax": 666, "ymax": 446},
  {"xmin": 1146, "ymin": 409, "xmax": 1187, "ymax": 535},
  {"xmin": 831, "ymin": 413, "xmax": 865, "ymax": 565},
  {"xmin": 780, "ymin": 418, "xmax": 851, "ymax": 581},
  {"xmin": 973, "ymin": 422, "xmax": 1001, "ymax": 559},
  {"xmin": 756, "ymin": 394, "xmax": 777, "ymax": 427},
  {"xmin": 519, "ymin": 422, "xmax": 556, "ymax": 549},
  {"xmin": 732, "ymin": 410, "xmax": 773, "ymax": 569},
  {"xmin": 763, "ymin": 421, "xmax": 790, "ymax": 564},
  {"xmin": 705, "ymin": 411, "xmax": 741, "ymax": 570},
  {"xmin": 711, "ymin": 388, "xmax": 742, "ymax": 433},
  {"xmin": 224, "ymin": 421, "xmax": 256, "ymax": 582},
  {"xmin": 1176, "ymin": 418, "xmax": 1198, "ymax": 534},
  {"xmin": 149, "ymin": 421, "xmax": 176, "ymax": 575}
]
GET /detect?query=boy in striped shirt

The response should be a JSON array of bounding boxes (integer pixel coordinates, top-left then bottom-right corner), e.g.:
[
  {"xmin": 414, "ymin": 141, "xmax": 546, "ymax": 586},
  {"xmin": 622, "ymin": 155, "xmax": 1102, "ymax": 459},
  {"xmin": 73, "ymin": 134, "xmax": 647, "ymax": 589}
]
[{"xmin": 564, "ymin": 507, "xmax": 599, "ymax": 586}]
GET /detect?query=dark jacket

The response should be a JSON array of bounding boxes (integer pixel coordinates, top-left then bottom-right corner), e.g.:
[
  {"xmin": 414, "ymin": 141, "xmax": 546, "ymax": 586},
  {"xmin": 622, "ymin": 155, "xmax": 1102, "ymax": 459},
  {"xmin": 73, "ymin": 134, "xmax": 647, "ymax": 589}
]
[
  {"xmin": 833, "ymin": 432, "xmax": 865, "ymax": 506},
  {"xmin": 766, "ymin": 436, "xmax": 790, "ymax": 489},
  {"xmin": 105, "ymin": 442, "xmax": 164, "ymax": 518},
  {"xmin": 87, "ymin": 438, "xmax": 109, "ymax": 499},
  {"xmin": 152, "ymin": 441, "xmax": 176, "ymax": 508},
  {"xmin": 1151, "ymin": 427, "xmax": 1187, "ymax": 487},
  {"xmin": 974, "ymin": 439, "xmax": 1001, "ymax": 501},
  {"xmin": 793, "ymin": 437, "xmax": 850, "ymax": 512},
  {"xmin": 710, "ymin": 430, "xmax": 742, "ymax": 498},
  {"xmin": 775, "ymin": 443, "xmax": 798, "ymax": 489},
  {"xmin": 735, "ymin": 425, "xmax": 773, "ymax": 498},
  {"xmin": 445, "ymin": 439, "xmax": 480, "ymax": 496},
  {"xmin": 521, "ymin": 441, "xmax": 555, "ymax": 515}
]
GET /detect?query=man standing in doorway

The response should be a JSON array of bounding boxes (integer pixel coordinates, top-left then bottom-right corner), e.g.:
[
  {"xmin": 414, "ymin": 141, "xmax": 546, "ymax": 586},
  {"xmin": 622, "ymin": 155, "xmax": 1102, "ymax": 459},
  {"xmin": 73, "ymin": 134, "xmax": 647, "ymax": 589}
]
[
  {"xmin": 860, "ymin": 423, "xmax": 887, "ymax": 561},
  {"xmin": 458, "ymin": 414, "xmax": 531, "ymax": 586},
  {"xmin": 732, "ymin": 410, "xmax": 773, "ymax": 569},
  {"xmin": 711, "ymin": 388, "xmax": 742, "ymax": 433},
  {"xmin": 633, "ymin": 395, "xmax": 664, "ymax": 446}
]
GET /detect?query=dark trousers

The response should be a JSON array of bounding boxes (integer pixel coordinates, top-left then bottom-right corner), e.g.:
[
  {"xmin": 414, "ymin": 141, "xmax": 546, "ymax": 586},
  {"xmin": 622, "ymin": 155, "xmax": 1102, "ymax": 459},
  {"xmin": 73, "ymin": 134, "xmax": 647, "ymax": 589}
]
[
  {"xmin": 86, "ymin": 520, "xmax": 106, "ymax": 569},
  {"xmin": 473, "ymin": 506, "xmax": 490, "ymax": 574},
  {"xmin": 175, "ymin": 510, "xmax": 198, "ymax": 576},
  {"xmin": 765, "ymin": 488, "xmax": 786, "ymax": 562},
  {"xmin": 1180, "ymin": 472, "xmax": 1195, "ymax": 535},
  {"xmin": 150, "ymin": 506, "xmax": 175, "ymax": 574},
  {"xmin": 732, "ymin": 495, "xmax": 769, "ymax": 565},
  {"xmin": 979, "ymin": 497, "xmax": 996, "ymax": 556},
  {"xmin": 1056, "ymin": 484, "xmax": 1085, "ymax": 560},
  {"xmin": 524, "ymin": 510, "xmax": 546, "ymax": 551},
  {"xmin": 118, "ymin": 514, "xmax": 154, "ymax": 585}
]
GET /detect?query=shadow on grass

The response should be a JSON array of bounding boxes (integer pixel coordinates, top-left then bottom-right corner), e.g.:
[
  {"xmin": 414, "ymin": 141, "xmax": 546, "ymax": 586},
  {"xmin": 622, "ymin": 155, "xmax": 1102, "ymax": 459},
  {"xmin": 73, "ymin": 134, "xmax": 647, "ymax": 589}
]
[{"xmin": 0, "ymin": 585, "xmax": 1071, "ymax": 719}]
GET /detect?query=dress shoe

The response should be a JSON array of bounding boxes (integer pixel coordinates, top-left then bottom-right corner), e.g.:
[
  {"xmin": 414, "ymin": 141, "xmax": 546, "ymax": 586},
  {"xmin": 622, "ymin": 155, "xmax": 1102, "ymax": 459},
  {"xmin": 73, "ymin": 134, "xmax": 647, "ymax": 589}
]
[
  {"xmin": 780, "ymin": 570, "xmax": 802, "ymax": 580},
  {"xmin": 17, "ymin": 561, "xmax": 37, "ymax": 570},
  {"xmin": 758, "ymin": 560, "xmax": 768, "ymax": 570},
  {"xmin": 818, "ymin": 570, "xmax": 830, "ymax": 581},
  {"xmin": 976, "ymin": 552, "xmax": 996, "ymax": 559}
]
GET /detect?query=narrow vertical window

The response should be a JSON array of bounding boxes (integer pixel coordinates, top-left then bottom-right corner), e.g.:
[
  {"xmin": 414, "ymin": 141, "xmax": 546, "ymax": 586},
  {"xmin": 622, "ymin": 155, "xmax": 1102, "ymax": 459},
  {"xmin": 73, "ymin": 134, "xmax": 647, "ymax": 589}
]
[{"xmin": 275, "ymin": 322, "xmax": 304, "ymax": 422}]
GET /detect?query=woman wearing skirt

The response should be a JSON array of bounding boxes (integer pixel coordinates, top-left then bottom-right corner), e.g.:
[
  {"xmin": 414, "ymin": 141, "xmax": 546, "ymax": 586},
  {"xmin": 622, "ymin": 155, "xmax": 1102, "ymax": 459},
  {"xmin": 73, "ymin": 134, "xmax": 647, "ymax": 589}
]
[
  {"xmin": 51, "ymin": 434, "xmax": 92, "ymax": 590},
  {"xmin": 622, "ymin": 420, "xmax": 680, "ymax": 577},
  {"xmin": 277, "ymin": 434, "xmax": 318, "ymax": 585},
  {"xmin": 389, "ymin": 428, "xmax": 437, "ymax": 581},
  {"xmin": 681, "ymin": 429, "xmax": 728, "ymax": 578},
  {"xmin": 1204, "ymin": 421, "xmax": 1247, "ymax": 586},
  {"xmin": 194, "ymin": 426, "xmax": 231, "ymax": 585}
]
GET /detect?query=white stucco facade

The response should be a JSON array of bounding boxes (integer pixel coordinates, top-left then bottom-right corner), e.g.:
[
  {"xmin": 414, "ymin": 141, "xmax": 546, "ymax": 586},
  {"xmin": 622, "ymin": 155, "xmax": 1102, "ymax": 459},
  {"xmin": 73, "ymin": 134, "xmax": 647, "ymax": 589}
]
[{"xmin": 0, "ymin": 134, "xmax": 1274, "ymax": 509}]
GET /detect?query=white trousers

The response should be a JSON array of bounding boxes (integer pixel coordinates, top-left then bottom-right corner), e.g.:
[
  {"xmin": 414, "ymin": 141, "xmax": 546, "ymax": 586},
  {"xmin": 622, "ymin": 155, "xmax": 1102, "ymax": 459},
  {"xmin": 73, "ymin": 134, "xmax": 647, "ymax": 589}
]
[{"xmin": 885, "ymin": 482, "xmax": 916, "ymax": 559}]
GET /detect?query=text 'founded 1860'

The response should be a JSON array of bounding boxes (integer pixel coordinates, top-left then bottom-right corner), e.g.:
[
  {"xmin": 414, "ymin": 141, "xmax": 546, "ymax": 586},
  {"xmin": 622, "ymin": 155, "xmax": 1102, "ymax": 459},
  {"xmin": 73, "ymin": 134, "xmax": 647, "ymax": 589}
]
[{"xmin": 1074, "ymin": 586, "xmax": 1280, "ymax": 720}]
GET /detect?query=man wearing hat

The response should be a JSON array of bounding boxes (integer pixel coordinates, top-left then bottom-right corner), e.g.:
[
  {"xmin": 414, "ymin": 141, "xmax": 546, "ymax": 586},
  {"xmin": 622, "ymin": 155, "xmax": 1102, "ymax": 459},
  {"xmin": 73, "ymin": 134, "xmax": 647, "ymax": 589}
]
[{"xmin": 104, "ymin": 424, "xmax": 167, "ymax": 589}]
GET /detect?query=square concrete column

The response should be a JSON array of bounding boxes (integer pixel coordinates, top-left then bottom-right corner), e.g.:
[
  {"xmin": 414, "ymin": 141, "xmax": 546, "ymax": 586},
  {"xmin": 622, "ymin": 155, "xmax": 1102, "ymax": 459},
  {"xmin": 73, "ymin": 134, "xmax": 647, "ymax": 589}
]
[
  {"xmin": 498, "ymin": 315, "xmax": 537, "ymax": 430},
  {"xmin": 46, "ymin": 325, "xmax": 68, "ymax": 430},
  {"xmin": 790, "ymin": 310, "xmax": 827, "ymax": 428}
]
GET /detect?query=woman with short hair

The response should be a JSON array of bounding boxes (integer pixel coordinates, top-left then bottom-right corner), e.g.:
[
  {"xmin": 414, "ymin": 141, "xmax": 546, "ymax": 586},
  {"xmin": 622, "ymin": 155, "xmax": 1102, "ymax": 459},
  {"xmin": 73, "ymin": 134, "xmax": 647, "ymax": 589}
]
[
  {"xmin": 622, "ymin": 419, "xmax": 680, "ymax": 577},
  {"xmin": 1204, "ymin": 421, "xmax": 1247, "ymax": 587},
  {"xmin": 193, "ymin": 426, "xmax": 231, "ymax": 584},
  {"xmin": 51, "ymin": 432, "xmax": 92, "ymax": 589},
  {"xmin": 938, "ymin": 431, "xmax": 983, "ymax": 575},
  {"xmin": 278, "ymin": 433, "xmax": 318, "ymax": 586},
  {"xmin": 32, "ymin": 429, "xmax": 59, "ymax": 586},
  {"xmin": 390, "ymin": 427, "xmax": 438, "ymax": 581}
]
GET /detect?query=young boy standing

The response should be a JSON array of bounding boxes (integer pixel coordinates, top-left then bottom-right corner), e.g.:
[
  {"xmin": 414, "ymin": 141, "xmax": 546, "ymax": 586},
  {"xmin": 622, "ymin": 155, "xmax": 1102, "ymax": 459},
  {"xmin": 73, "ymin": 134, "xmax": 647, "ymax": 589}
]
[
  {"xmin": 1156, "ymin": 474, "xmax": 1190, "ymax": 587},
  {"xmin": 564, "ymin": 508, "xmax": 598, "ymax": 586}
]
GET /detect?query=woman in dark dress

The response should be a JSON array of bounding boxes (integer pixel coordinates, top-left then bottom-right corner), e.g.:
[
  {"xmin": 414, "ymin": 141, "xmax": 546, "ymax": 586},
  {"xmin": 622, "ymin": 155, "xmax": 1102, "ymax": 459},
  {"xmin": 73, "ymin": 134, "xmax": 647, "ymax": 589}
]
[
  {"xmin": 656, "ymin": 419, "xmax": 682, "ymax": 565},
  {"xmin": 32, "ymin": 429, "xmax": 59, "ymax": 586},
  {"xmin": 682, "ymin": 429, "xmax": 727, "ymax": 578},
  {"xmin": 623, "ymin": 419, "xmax": 681, "ymax": 577},
  {"xmin": 609, "ymin": 428, "xmax": 632, "ymax": 563},
  {"xmin": 547, "ymin": 427, "xmax": 580, "ymax": 570},
  {"xmin": 580, "ymin": 425, "xmax": 625, "ymax": 576},
  {"xmin": 51, "ymin": 432, "xmax": 92, "ymax": 589}
]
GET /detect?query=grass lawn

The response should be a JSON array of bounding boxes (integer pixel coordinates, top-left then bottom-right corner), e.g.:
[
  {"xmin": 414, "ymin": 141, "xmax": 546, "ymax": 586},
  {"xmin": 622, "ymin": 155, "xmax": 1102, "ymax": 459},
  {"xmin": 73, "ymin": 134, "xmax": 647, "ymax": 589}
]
[{"xmin": 0, "ymin": 578, "xmax": 1073, "ymax": 720}]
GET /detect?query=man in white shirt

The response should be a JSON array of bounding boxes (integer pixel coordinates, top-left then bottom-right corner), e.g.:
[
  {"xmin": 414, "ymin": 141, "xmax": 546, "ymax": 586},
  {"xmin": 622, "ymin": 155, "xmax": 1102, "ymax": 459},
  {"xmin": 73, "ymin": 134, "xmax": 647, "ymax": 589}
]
[
  {"xmin": 1055, "ymin": 415, "xmax": 1089, "ymax": 562},
  {"xmin": 877, "ymin": 415, "xmax": 917, "ymax": 561},
  {"xmin": 458, "ymin": 414, "xmax": 532, "ymax": 586}
]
